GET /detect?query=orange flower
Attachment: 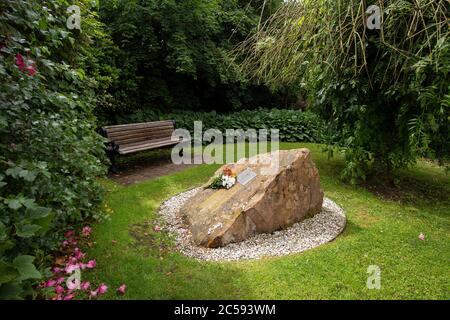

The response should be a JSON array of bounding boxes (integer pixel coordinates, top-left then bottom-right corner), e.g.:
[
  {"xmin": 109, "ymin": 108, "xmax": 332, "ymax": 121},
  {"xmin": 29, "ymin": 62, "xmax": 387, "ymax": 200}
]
[{"xmin": 223, "ymin": 166, "xmax": 236, "ymax": 177}]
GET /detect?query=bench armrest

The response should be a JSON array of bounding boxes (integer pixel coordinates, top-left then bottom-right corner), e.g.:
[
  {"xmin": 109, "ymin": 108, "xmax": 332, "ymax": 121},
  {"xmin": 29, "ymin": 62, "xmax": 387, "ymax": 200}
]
[
  {"xmin": 105, "ymin": 141, "xmax": 119, "ymax": 153},
  {"xmin": 100, "ymin": 127, "xmax": 119, "ymax": 153}
]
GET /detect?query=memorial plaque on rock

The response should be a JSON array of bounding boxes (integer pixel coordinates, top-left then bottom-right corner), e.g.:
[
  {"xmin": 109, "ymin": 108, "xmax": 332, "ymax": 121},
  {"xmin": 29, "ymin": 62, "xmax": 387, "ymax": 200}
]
[{"xmin": 237, "ymin": 168, "xmax": 257, "ymax": 186}]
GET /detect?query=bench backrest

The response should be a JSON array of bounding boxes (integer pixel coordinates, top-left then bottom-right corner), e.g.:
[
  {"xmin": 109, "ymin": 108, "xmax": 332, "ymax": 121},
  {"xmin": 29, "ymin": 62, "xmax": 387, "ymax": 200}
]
[{"xmin": 102, "ymin": 120, "xmax": 176, "ymax": 147}]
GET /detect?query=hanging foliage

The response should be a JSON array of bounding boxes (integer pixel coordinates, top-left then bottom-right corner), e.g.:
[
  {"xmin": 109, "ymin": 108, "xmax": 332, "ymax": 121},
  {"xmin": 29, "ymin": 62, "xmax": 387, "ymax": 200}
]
[{"xmin": 234, "ymin": 0, "xmax": 450, "ymax": 182}]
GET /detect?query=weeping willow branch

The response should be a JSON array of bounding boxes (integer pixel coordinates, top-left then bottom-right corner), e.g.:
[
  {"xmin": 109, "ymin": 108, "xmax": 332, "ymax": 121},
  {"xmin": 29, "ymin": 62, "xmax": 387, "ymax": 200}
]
[{"xmin": 232, "ymin": 0, "xmax": 449, "ymax": 89}]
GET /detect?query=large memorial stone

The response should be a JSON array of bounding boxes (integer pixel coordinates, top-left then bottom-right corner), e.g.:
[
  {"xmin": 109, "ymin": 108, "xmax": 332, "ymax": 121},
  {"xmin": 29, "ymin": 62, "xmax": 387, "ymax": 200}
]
[{"xmin": 181, "ymin": 148, "xmax": 324, "ymax": 248}]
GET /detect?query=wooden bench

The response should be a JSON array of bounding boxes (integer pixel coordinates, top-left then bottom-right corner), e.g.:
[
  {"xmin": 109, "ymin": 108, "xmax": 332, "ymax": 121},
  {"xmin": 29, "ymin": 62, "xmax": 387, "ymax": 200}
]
[{"xmin": 101, "ymin": 120, "xmax": 181, "ymax": 172}]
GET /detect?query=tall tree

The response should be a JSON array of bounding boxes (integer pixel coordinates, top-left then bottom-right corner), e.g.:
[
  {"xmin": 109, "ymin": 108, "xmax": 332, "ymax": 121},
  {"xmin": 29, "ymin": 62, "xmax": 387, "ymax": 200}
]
[
  {"xmin": 236, "ymin": 0, "xmax": 450, "ymax": 182},
  {"xmin": 97, "ymin": 0, "xmax": 287, "ymax": 124}
]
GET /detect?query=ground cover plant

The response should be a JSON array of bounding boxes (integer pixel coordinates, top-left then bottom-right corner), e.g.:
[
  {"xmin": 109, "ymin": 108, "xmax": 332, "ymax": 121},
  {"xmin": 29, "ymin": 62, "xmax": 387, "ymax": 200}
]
[{"xmin": 114, "ymin": 109, "xmax": 326, "ymax": 143}]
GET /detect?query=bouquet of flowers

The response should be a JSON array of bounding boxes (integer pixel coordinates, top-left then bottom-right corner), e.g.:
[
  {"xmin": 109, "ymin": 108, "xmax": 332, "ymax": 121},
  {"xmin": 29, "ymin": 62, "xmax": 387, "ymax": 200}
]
[{"xmin": 209, "ymin": 166, "xmax": 237, "ymax": 190}]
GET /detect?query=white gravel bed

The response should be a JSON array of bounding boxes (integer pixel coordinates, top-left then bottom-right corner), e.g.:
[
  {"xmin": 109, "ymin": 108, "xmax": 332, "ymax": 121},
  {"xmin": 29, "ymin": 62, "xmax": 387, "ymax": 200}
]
[{"xmin": 158, "ymin": 188, "xmax": 346, "ymax": 261}]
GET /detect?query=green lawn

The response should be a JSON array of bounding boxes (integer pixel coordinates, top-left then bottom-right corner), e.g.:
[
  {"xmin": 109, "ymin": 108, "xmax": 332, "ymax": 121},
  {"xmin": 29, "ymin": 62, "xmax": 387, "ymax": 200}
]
[{"xmin": 86, "ymin": 143, "xmax": 450, "ymax": 299}]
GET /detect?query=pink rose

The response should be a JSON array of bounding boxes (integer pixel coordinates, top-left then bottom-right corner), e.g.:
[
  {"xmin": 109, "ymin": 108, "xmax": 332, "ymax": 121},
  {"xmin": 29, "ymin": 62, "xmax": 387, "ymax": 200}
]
[
  {"xmin": 97, "ymin": 284, "xmax": 108, "ymax": 295},
  {"xmin": 117, "ymin": 284, "xmax": 127, "ymax": 295},
  {"xmin": 63, "ymin": 293, "xmax": 75, "ymax": 300},
  {"xmin": 85, "ymin": 260, "xmax": 96, "ymax": 269},
  {"xmin": 65, "ymin": 263, "xmax": 79, "ymax": 274},
  {"xmin": 52, "ymin": 266, "xmax": 62, "ymax": 274},
  {"xmin": 82, "ymin": 226, "xmax": 92, "ymax": 237},
  {"xmin": 73, "ymin": 248, "xmax": 85, "ymax": 260},
  {"xmin": 90, "ymin": 290, "xmax": 98, "ymax": 298},
  {"xmin": 15, "ymin": 53, "xmax": 26, "ymax": 70},
  {"xmin": 14, "ymin": 53, "xmax": 37, "ymax": 76},
  {"xmin": 81, "ymin": 281, "xmax": 90, "ymax": 291},
  {"xmin": 69, "ymin": 256, "xmax": 78, "ymax": 264},
  {"xmin": 55, "ymin": 285, "xmax": 65, "ymax": 294},
  {"xmin": 26, "ymin": 64, "xmax": 37, "ymax": 76},
  {"xmin": 64, "ymin": 230, "xmax": 75, "ymax": 238},
  {"xmin": 45, "ymin": 279, "xmax": 57, "ymax": 287}
]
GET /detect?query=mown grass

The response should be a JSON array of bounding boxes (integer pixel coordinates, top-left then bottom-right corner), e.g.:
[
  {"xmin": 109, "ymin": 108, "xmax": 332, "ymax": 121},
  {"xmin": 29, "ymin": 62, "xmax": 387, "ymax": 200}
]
[{"xmin": 86, "ymin": 143, "xmax": 450, "ymax": 299}]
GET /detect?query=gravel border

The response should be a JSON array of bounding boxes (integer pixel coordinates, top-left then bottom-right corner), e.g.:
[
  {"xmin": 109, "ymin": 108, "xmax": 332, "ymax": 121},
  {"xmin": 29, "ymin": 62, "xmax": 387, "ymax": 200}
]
[{"xmin": 158, "ymin": 188, "xmax": 346, "ymax": 261}]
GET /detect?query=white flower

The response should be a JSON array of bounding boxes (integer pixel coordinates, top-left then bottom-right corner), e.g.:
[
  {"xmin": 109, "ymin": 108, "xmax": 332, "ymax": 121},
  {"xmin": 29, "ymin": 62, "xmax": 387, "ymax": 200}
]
[{"xmin": 221, "ymin": 175, "xmax": 236, "ymax": 189}]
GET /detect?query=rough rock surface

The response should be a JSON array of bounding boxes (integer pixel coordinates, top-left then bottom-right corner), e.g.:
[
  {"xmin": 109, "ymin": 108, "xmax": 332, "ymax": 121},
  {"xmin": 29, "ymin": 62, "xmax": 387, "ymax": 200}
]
[
  {"xmin": 158, "ymin": 189, "xmax": 345, "ymax": 261},
  {"xmin": 180, "ymin": 148, "xmax": 324, "ymax": 247}
]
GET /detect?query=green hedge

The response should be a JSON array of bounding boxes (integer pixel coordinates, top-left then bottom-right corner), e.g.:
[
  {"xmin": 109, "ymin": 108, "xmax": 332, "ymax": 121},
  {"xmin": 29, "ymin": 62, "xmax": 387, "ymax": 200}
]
[{"xmin": 116, "ymin": 109, "xmax": 327, "ymax": 143}]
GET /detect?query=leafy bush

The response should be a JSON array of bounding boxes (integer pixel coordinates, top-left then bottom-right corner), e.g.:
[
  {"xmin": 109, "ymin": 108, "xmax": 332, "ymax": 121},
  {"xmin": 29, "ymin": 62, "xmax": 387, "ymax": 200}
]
[
  {"xmin": 114, "ymin": 109, "xmax": 326, "ymax": 143},
  {"xmin": 236, "ymin": 0, "xmax": 450, "ymax": 182},
  {"xmin": 95, "ymin": 0, "xmax": 288, "ymax": 123},
  {"xmin": 0, "ymin": 0, "xmax": 107, "ymax": 299}
]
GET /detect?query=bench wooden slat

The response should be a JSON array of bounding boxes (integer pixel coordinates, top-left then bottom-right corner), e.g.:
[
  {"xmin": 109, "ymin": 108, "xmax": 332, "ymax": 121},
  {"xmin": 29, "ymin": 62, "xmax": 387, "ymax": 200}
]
[
  {"xmin": 107, "ymin": 127, "xmax": 174, "ymax": 142},
  {"xmin": 113, "ymin": 135, "xmax": 174, "ymax": 147},
  {"xmin": 119, "ymin": 136, "xmax": 177, "ymax": 148},
  {"xmin": 103, "ymin": 120, "xmax": 174, "ymax": 133},
  {"xmin": 119, "ymin": 139, "xmax": 179, "ymax": 155},
  {"xmin": 103, "ymin": 119, "xmax": 174, "ymax": 130},
  {"xmin": 107, "ymin": 126, "xmax": 174, "ymax": 140},
  {"xmin": 111, "ymin": 130, "xmax": 175, "ymax": 145}
]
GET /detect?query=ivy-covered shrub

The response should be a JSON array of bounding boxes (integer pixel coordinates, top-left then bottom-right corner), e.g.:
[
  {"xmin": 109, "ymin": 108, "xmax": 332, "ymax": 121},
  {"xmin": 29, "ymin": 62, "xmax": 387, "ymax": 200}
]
[
  {"xmin": 115, "ymin": 109, "xmax": 327, "ymax": 143},
  {"xmin": 0, "ymin": 0, "xmax": 107, "ymax": 299}
]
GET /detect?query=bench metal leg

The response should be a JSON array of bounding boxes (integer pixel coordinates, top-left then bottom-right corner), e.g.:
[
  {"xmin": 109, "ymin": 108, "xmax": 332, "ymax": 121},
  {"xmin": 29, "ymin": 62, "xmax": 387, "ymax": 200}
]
[
  {"xmin": 106, "ymin": 149, "xmax": 118, "ymax": 174},
  {"xmin": 109, "ymin": 159, "xmax": 118, "ymax": 174},
  {"xmin": 104, "ymin": 141, "xmax": 120, "ymax": 174},
  {"xmin": 109, "ymin": 154, "xmax": 118, "ymax": 174}
]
